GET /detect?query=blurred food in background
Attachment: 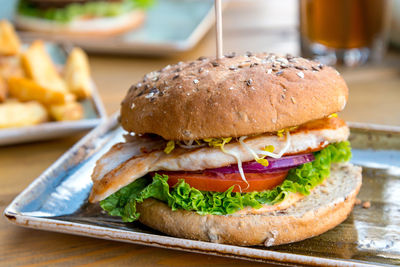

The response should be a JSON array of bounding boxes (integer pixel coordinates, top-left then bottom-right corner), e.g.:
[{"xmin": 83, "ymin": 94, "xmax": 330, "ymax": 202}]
[
  {"xmin": 2, "ymin": 0, "xmax": 215, "ymax": 56},
  {"xmin": 300, "ymin": 0, "xmax": 392, "ymax": 66},
  {"xmin": 14, "ymin": 0, "xmax": 153, "ymax": 35},
  {"xmin": 0, "ymin": 20, "xmax": 93, "ymax": 128}
]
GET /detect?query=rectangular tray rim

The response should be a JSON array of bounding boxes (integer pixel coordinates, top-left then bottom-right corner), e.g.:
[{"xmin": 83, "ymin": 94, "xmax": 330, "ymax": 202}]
[
  {"xmin": 347, "ymin": 121, "xmax": 400, "ymax": 133},
  {"xmin": 3, "ymin": 212, "xmax": 376, "ymax": 267},
  {"xmin": 3, "ymin": 116, "xmax": 399, "ymax": 266}
]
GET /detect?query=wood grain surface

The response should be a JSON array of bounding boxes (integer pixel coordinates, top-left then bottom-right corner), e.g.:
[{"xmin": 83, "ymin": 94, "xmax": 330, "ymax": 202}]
[{"xmin": 2, "ymin": 1, "xmax": 400, "ymax": 266}]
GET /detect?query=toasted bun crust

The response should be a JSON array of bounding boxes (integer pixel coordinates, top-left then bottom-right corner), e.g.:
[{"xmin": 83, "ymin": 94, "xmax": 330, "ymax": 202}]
[
  {"xmin": 121, "ymin": 53, "xmax": 348, "ymax": 140},
  {"xmin": 137, "ymin": 163, "xmax": 362, "ymax": 246},
  {"xmin": 15, "ymin": 10, "xmax": 145, "ymax": 36}
]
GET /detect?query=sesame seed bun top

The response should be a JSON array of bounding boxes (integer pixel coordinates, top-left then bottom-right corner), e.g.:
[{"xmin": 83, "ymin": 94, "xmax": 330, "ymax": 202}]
[{"xmin": 120, "ymin": 52, "xmax": 348, "ymax": 141}]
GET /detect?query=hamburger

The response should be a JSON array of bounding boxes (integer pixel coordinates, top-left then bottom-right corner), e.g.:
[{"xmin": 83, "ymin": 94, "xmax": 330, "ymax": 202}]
[
  {"xmin": 89, "ymin": 53, "xmax": 362, "ymax": 246},
  {"xmin": 15, "ymin": 0, "xmax": 152, "ymax": 35}
]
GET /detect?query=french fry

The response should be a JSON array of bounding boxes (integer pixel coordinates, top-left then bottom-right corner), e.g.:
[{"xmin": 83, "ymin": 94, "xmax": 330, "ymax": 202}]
[
  {"xmin": 0, "ymin": 56, "xmax": 24, "ymax": 79},
  {"xmin": 8, "ymin": 77, "xmax": 74, "ymax": 105},
  {"xmin": 0, "ymin": 20, "xmax": 21, "ymax": 56},
  {"xmin": 0, "ymin": 100, "xmax": 48, "ymax": 128},
  {"xmin": 48, "ymin": 101, "xmax": 84, "ymax": 121},
  {"xmin": 0, "ymin": 76, "xmax": 7, "ymax": 102},
  {"xmin": 21, "ymin": 40, "xmax": 67, "ymax": 92},
  {"xmin": 64, "ymin": 47, "xmax": 92, "ymax": 99},
  {"xmin": 0, "ymin": 21, "xmax": 91, "ymax": 128}
]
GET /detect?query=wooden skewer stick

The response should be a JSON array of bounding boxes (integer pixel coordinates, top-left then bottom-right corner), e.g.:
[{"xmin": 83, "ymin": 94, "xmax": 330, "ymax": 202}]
[{"xmin": 215, "ymin": 0, "xmax": 223, "ymax": 60}]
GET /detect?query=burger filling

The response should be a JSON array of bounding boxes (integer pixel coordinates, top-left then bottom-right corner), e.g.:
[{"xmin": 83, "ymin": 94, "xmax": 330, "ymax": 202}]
[
  {"xmin": 97, "ymin": 116, "xmax": 352, "ymax": 222},
  {"xmin": 17, "ymin": 0, "xmax": 153, "ymax": 23}
]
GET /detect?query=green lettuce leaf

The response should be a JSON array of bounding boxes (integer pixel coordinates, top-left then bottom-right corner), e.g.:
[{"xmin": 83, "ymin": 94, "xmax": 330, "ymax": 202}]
[
  {"xmin": 100, "ymin": 141, "xmax": 352, "ymax": 222},
  {"xmin": 18, "ymin": 0, "xmax": 154, "ymax": 23}
]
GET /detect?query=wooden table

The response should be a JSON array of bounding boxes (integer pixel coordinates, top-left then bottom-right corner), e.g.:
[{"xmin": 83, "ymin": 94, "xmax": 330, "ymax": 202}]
[{"xmin": 2, "ymin": 1, "xmax": 400, "ymax": 266}]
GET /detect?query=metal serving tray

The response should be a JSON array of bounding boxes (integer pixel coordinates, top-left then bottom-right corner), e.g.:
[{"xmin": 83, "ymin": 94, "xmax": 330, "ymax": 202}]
[{"xmin": 4, "ymin": 116, "xmax": 400, "ymax": 266}]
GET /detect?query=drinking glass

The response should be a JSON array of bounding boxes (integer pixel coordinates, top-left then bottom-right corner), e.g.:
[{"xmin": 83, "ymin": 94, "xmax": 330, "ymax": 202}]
[{"xmin": 300, "ymin": 0, "xmax": 392, "ymax": 66}]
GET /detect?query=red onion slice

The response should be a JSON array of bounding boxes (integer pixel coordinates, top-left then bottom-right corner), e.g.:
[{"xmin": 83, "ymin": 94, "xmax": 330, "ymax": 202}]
[{"xmin": 206, "ymin": 153, "xmax": 315, "ymax": 174}]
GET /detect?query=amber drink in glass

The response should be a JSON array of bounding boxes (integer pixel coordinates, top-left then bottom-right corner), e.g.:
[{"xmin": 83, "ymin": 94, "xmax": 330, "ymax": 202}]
[{"xmin": 300, "ymin": 0, "xmax": 392, "ymax": 66}]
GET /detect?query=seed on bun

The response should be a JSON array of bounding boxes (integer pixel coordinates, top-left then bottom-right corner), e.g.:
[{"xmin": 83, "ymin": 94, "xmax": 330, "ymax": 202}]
[{"xmin": 121, "ymin": 53, "xmax": 348, "ymax": 140}]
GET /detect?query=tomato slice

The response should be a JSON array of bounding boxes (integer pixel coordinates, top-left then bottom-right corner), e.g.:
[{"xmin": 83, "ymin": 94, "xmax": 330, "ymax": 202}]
[{"xmin": 155, "ymin": 170, "xmax": 289, "ymax": 193}]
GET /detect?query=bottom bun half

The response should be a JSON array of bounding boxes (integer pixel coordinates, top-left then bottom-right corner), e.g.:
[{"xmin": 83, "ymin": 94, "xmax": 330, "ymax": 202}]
[
  {"xmin": 15, "ymin": 10, "xmax": 145, "ymax": 36},
  {"xmin": 137, "ymin": 163, "xmax": 362, "ymax": 246}
]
